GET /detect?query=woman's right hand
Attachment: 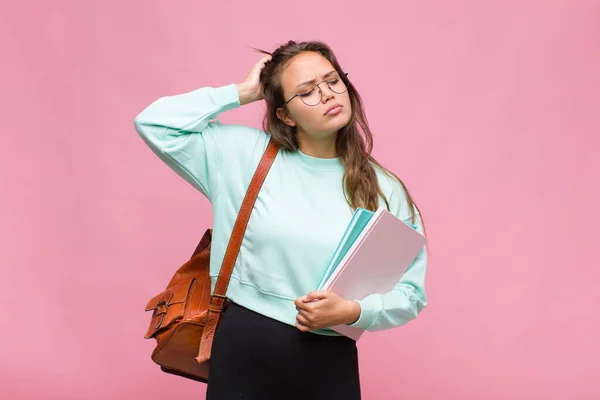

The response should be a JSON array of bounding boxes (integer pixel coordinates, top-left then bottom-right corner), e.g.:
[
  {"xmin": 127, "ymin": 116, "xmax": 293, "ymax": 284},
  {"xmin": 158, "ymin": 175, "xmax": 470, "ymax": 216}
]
[{"xmin": 236, "ymin": 54, "xmax": 272, "ymax": 105}]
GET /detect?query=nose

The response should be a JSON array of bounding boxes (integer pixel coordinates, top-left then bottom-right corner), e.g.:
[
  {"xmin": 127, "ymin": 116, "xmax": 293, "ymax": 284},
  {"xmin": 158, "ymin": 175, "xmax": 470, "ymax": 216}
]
[{"xmin": 318, "ymin": 83, "xmax": 335, "ymax": 104}]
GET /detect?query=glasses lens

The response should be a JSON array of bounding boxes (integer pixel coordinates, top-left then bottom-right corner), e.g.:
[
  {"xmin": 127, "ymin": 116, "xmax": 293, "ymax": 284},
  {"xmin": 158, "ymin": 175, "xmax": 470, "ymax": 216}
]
[
  {"xmin": 327, "ymin": 74, "xmax": 348, "ymax": 94},
  {"xmin": 300, "ymin": 88, "xmax": 322, "ymax": 106}
]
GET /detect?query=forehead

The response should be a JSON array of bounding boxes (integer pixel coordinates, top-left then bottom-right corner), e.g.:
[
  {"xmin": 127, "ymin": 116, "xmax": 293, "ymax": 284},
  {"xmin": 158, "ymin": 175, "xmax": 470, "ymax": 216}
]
[{"xmin": 281, "ymin": 52, "xmax": 335, "ymax": 86}]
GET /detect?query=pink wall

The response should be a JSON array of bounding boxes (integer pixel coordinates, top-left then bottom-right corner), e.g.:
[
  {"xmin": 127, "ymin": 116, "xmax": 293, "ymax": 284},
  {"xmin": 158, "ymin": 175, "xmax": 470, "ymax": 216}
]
[{"xmin": 1, "ymin": 1, "xmax": 599, "ymax": 399}]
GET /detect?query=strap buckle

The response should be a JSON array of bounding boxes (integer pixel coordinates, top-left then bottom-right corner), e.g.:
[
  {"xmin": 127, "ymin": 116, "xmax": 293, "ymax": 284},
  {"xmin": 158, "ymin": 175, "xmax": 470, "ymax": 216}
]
[{"xmin": 208, "ymin": 294, "xmax": 227, "ymax": 312}]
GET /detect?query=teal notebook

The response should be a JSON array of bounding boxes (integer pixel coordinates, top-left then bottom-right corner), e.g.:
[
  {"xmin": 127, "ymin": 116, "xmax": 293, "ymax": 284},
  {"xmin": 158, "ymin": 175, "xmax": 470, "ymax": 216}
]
[{"xmin": 316, "ymin": 208, "xmax": 375, "ymax": 290}]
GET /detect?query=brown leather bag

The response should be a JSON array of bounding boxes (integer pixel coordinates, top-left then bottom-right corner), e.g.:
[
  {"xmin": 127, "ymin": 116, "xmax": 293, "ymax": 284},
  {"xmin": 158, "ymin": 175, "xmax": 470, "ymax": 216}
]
[{"xmin": 143, "ymin": 138, "xmax": 279, "ymax": 383}]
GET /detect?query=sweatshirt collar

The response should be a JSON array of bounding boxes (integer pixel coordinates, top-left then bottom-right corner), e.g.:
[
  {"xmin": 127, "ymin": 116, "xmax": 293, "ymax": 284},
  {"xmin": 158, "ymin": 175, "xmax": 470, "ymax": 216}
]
[{"xmin": 291, "ymin": 148, "xmax": 344, "ymax": 171}]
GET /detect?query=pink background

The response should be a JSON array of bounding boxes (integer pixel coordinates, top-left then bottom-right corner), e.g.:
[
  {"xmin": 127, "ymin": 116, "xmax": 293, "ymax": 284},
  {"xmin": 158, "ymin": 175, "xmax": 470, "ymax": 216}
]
[{"xmin": 1, "ymin": 1, "xmax": 599, "ymax": 399}]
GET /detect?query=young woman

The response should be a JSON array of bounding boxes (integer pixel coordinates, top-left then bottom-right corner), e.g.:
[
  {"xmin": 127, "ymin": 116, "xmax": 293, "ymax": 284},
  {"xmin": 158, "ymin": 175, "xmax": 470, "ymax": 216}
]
[{"xmin": 134, "ymin": 40, "xmax": 428, "ymax": 400}]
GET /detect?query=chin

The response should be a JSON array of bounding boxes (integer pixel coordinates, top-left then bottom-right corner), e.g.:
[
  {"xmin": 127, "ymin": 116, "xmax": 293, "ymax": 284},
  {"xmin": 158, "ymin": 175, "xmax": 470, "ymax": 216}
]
[
  {"xmin": 311, "ymin": 111, "xmax": 352, "ymax": 135},
  {"xmin": 332, "ymin": 111, "xmax": 352, "ymax": 130},
  {"xmin": 319, "ymin": 123, "xmax": 350, "ymax": 137}
]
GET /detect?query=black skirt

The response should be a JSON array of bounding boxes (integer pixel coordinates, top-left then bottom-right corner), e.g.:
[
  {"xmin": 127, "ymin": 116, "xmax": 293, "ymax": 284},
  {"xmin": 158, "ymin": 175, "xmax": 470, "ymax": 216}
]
[{"xmin": 206, "ymin": 301, "xmax": 362, "ymax": 400}]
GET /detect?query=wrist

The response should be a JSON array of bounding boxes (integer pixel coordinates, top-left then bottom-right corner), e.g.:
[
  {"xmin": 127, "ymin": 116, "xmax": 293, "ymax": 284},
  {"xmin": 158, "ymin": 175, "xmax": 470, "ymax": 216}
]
[
  {"xmin": 236, "ymin": 82, "xmax": 254, "ymax": 106},
  {"xmin": 345, "ymin": 300, "xmax": 361, "ymax": 325}
]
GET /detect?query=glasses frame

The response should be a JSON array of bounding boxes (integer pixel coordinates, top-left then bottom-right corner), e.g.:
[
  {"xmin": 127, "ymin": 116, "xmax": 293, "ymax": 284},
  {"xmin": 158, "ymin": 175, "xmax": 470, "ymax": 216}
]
[{"xmin": 284, "ymin": 72, "xmax": 349, "ymax": 106}]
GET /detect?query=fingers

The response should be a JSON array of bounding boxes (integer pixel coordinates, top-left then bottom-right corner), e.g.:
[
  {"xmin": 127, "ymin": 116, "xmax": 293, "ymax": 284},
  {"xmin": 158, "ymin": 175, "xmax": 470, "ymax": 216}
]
[
  {"xmin": 296, "ymin": 309, "xmax": 320, "ymax": 332},
  {"xmin": 296, "ymin": 312, "xmax": 310, "ymax": 325},
  {"xmin": 246, "ymin": 54, "xmax": 272, "ymax": 92},
  {"xmin": 294, "ymin": 291, "xmax": 329, "ymax": 310},
  {"xmin": 295, "ymin": 320, "xmax": 310, "ymax": 332},
  {"xmin": 294, "ymin": 297, "xmax": 308, "ymax": 310},
  {"xmin": 297, "ymin": 309, "xmax": 310, "ymax": 320},
  {"xmin": 294, "ymin": 297, "xmax": 317, "ymax": 311},
  {"xmin": 253, "ymin": 54, "xmax": 272, "ymax": 72},
  {"xmin": 303, "ymin": 290, "xmax": 329, "ymax": 302},
  {"xmin": 296, "ymin": 314, "xmax": 311, "ymax": 332}
]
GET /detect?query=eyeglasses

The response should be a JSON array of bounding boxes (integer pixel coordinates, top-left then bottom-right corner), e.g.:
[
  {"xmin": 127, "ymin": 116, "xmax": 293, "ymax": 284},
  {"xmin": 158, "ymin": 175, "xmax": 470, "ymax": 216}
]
[{"xmin": 285, "ymin": 72, "xmax": 349, "ymax": 106}]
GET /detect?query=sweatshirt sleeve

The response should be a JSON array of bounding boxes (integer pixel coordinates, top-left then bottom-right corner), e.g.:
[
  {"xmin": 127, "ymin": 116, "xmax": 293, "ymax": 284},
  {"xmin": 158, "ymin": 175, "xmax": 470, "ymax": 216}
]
[
  {"xmin": 133, "ymin": 84, "xmax": 268, "ymax": 203},
  {"xmin": 347, "ymin": 182, "xmax": 428, "ymax": 332}
]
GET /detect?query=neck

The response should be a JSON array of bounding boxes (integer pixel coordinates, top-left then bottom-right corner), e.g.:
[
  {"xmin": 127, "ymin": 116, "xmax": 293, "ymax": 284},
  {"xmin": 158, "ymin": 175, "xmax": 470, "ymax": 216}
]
[{"xmin": 295, "ymin": 129, "xmax": 339, "ymax": 159}]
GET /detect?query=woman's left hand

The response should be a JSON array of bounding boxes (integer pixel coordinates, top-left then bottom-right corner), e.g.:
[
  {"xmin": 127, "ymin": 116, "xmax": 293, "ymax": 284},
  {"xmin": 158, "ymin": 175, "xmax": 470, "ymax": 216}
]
[{"xmin": 294, "ymin": 290, "xmax": 361, "ymax": 332}]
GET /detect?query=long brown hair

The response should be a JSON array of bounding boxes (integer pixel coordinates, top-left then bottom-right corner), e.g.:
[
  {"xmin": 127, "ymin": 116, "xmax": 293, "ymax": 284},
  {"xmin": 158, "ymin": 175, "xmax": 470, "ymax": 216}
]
[{"xmin": 255, "ymin": 40, "xmax": 424, "ymax": 229}]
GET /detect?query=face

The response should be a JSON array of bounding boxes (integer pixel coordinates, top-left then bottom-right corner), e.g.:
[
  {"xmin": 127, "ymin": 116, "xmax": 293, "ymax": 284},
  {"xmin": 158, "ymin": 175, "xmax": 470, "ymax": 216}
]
[{"xmin": 276, "ymin": 52, "xmax": 352, "ymax": 138}]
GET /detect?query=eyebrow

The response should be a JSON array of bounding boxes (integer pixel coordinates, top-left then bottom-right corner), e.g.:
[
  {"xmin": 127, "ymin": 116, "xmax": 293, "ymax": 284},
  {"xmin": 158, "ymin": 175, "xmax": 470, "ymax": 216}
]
[{"xmin": 296, "ymin": 71, "xmax": 338, "ymax": 88}]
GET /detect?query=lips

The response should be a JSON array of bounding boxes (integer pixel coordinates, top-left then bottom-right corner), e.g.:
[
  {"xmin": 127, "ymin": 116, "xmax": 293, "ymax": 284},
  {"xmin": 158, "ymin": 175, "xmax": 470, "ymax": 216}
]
[{"xmin": 324, "ymin": 104, "xmax": 343, "ymax": 116}]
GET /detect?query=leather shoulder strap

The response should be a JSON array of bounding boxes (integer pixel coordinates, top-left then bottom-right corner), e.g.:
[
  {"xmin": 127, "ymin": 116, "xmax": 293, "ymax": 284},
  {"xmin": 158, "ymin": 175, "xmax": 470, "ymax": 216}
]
[{"xmin": 212, "ymin": 137, "xmax": 279, "ymax": 297}]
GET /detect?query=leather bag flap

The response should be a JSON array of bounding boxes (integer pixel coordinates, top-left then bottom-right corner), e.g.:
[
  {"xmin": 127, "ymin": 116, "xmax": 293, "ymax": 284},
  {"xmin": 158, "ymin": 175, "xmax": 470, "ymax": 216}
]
[{"xmin": 144, "ymin": 279, "xmax": 195, "ymax": 338}]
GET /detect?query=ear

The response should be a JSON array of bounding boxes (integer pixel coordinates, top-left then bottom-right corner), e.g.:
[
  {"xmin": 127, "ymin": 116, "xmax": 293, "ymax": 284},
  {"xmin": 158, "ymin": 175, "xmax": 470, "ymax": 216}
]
[{"xmin": 276, "ymin": 107, "xmax": 297, "ymax": 127}]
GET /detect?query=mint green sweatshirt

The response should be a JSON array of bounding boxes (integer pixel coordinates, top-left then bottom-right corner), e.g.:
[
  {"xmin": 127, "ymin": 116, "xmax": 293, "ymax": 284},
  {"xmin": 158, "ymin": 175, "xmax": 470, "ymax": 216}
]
[{"xmin": 133, "ymin": 83, "xmax": 427, "ymax": 335}]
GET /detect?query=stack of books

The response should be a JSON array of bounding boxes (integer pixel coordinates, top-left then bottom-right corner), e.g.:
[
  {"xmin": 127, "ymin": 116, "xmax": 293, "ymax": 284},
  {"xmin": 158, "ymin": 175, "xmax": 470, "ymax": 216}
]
[{"xmin": 317, "ymin": 206, "xmax": 427, "ymax": 340}]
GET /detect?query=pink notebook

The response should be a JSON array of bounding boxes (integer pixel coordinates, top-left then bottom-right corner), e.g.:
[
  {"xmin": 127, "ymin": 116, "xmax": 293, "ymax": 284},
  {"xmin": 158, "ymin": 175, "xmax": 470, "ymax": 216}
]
[{"xmin": 322, "ymin": 206, "xmax": 427, "ymax": 340}]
